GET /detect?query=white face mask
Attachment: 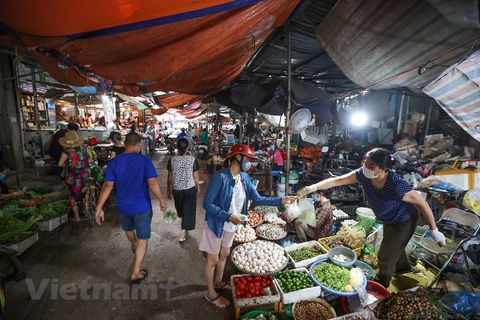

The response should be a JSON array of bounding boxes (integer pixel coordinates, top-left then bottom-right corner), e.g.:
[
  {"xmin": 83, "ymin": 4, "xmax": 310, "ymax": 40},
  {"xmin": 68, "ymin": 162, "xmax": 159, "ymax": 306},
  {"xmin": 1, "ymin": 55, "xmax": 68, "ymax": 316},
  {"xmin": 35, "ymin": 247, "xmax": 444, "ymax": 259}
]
[{"xmin": 362, "ymin": 165, "xmax": 379, "ymax": 179}]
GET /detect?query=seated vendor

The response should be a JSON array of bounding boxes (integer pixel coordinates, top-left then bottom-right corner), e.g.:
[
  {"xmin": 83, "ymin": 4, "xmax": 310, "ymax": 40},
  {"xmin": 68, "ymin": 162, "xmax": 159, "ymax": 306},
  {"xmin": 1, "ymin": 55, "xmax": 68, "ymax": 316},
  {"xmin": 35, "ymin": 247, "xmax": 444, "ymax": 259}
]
[
  {"xmin": 295, "ymin": 193, "xmax": 333, "ymax": 242},
  {"xmin": 250, "ymin": 137, "xmax": 260, "ymax": 151},
  {"xmin": 267, "ymin": 142, "xmax": 283, "ymax": 170},
  {"xmin": 0, "ymin": 165, "xmax": 26, "ymax": 201}
]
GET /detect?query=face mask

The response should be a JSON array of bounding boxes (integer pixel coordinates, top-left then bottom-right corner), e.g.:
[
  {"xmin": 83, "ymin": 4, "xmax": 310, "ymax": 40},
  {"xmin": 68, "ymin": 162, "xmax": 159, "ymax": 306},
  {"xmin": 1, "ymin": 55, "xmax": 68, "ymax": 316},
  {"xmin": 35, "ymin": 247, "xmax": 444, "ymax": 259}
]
[
  {"xmin": 312, "ymin": 195, "xmax": 319, "ymax": 201},
  {"xmin": 362, "ymin": 165, "xmax": 379, "ymax": 179},
  {"xmin": 238, "ymin": 155, "xmax": 251, "ymax": 172},
  {"xmin": 0, "ymin": 175, "xmax": 5, "ymax": 181},
  {"xmin": 270, "ymin": 146, "xmax": 275, "ymax": 151}
]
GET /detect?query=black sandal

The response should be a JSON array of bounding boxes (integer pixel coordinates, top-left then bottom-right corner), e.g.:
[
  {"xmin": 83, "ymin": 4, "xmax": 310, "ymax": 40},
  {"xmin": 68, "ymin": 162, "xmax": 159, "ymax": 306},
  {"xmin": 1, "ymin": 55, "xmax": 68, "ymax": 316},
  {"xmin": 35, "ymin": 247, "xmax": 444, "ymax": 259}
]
[{"xmin": 130, "ymin": 269, "xmax": 148, "ymax": 286}]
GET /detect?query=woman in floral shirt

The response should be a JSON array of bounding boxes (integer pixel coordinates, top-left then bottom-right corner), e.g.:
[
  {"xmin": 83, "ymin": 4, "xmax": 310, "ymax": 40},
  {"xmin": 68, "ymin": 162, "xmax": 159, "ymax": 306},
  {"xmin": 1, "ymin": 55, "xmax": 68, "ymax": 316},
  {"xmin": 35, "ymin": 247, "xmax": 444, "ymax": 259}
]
[
  {"xmin": 58, "ymin": 131, "xmax": 91, "ymax": 221},
  {"xmin": 295, "ymin": 193, "xmax": 333, "ymax": 242}
]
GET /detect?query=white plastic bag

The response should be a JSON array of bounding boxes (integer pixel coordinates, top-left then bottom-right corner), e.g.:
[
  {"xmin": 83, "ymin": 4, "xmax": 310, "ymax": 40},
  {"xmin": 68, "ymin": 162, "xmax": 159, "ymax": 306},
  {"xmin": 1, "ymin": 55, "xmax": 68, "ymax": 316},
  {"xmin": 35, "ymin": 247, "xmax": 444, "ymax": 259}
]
[
  {"xmin": 297, "ymin": 199, "xmax": 316, "ymax": 226},
  {"xmin": 281, "ymin": 202, "xmax": 300, "ymax": 222}
]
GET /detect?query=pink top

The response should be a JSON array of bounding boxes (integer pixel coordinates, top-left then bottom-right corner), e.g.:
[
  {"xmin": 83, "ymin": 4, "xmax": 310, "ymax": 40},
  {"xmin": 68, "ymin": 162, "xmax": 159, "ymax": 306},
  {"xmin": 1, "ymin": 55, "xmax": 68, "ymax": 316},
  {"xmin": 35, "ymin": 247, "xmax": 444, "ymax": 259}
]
[{"xmin": 269, "ymin": 149, "xmax": 284, "ymax": 166}]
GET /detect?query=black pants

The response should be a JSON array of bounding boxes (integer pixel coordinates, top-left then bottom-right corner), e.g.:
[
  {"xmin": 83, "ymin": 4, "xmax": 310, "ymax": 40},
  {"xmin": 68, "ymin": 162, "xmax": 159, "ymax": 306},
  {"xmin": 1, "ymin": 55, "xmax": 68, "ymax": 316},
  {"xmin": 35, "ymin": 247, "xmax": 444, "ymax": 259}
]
[
  {"xmin": 173, "ymin": 187, "xmax": 197, "ymax": 231},
  {"xmin": 376, "ymin": 211, "xmax": 419, "ymax": 288}
]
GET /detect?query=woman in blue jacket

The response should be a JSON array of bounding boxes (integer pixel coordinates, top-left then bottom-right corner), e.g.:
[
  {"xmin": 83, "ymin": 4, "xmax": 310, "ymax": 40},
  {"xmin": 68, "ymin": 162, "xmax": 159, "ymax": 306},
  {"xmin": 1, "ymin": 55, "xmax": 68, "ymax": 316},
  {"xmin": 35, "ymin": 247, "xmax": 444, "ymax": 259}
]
[{"xmin": 199, "ymin": 144, "xmax": 296, "ymax": 308}]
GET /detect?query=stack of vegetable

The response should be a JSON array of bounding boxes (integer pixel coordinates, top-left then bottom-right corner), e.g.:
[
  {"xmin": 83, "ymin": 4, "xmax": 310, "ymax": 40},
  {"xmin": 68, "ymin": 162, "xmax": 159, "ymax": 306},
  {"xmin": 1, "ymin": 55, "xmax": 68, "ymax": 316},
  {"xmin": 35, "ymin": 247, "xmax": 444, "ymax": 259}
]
[
  {"xmin": 0, "ymin": 211, "xmax": 40, "ymax": 245},
  {"xmin": 311, "ymin": 262, "xmax": 364, "ymax": 292},
  {"xmin": 374, "ymin": 291, "xmax": 446, "ymax": 319},
  {"xmin": 234, "ymin": 225, "xmax": 257, "ymax": 243},
  {"xmin": 276, "ymin": 270, "xmax": 315, "ymax": 293},
  {"xmin": 289, "ymin": 247, "xmax": 323, "ymax": 263},
  {"xmin": 233, "ymin": 275, "xmax": 272, "ymax": 299},
  {"xmin": 337, "ymin": 225, "xmax": 366, "ymax": 249},
  {"xmin": 7, "ymin": 200, "xmax": 69, "ymax": 221},
  {"xmin": 232, "ymin": 240, "xmax": 288, "ymax": 274}
]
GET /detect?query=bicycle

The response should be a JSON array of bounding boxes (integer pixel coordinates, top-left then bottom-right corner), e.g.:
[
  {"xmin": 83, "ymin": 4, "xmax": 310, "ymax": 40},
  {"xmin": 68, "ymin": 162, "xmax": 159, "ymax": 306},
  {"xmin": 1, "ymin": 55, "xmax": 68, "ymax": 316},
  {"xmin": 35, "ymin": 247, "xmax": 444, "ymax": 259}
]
[{"xmin": 82, "ymin": 177, "xmax": 99, "ymax": 227}]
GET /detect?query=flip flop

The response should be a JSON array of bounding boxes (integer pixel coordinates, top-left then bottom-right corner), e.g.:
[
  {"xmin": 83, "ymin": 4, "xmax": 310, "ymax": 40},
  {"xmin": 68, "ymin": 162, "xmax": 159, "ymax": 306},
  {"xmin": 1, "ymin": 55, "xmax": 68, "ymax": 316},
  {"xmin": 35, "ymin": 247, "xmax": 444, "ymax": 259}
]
[
  {"xmin": 393, "ymin": 265, "xmax": 414, "ymax": 276},
  {"xmin": 179, "ymin": 237, "xmax": 187, "ymax": 243},
  {"xmin": 204, "ymin": 293, "xmax": 230, "ymax": 308},
  {"xmin": 214, "ymin": 280, "xmax": 231, "ymax": 290},
  {"xmin": 130, "ymin": 269, "xmax": 148, "ymax": 286}
]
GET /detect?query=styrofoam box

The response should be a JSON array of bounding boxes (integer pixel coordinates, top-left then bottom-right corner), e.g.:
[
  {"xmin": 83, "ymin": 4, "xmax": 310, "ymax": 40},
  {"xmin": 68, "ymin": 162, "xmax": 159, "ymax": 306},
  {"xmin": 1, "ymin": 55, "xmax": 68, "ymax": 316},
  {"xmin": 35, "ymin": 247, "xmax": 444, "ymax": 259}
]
[
  {"xmin": 38, "ymin": 213, "xmax": 68, "ymax": 232},
  {"xmin": 273, "ymin": 267, "xmax": 321, "ymax": 304},
  {"xmin": 285, "ymin": 241, "xmax": 328, "ymax": 269},
  {"xmin": 7, "ymin": 232, "xmax": 39, "ymax": 256}
]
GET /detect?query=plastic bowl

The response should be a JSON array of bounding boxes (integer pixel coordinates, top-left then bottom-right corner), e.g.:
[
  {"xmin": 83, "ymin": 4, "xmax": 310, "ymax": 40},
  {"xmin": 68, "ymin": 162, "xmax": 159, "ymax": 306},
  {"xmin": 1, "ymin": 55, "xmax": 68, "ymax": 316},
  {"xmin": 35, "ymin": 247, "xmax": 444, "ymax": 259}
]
[
  {"xmin": 328, "ymin": 246, "xmax": 357, "ymax": 267},
  {"xmin": 353, "ymin": 260, "xmax": 375, "ymax": 280},
  {"xmin": 309, "ymin": 259, "xmax": 367, "ymax": 297}
]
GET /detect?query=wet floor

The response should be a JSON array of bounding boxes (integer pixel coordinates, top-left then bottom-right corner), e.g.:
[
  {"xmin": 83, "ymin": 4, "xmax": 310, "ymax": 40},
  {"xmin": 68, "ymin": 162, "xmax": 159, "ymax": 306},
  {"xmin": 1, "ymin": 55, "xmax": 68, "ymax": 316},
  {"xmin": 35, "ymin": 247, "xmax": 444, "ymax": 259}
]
[{"xmin": 5, "ymin": 150, "xmax": 237, "ymax": 320}]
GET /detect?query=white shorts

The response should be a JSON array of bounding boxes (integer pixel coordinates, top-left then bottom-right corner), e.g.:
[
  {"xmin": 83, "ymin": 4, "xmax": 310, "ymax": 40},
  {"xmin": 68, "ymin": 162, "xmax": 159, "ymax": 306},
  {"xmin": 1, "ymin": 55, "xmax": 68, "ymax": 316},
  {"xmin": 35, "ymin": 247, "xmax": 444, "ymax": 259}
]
[{"xmin": 198, "ymin": 222, "xmax": 235, "ymax": 255}]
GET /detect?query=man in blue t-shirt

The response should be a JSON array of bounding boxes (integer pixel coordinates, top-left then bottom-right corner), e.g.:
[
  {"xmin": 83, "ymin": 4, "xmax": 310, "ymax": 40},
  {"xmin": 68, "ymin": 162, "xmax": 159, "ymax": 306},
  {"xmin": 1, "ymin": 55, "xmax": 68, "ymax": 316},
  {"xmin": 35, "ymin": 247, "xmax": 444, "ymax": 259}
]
[{"xmin": 95, "ymin": 133, "xmax": 167, "ymax": 285}]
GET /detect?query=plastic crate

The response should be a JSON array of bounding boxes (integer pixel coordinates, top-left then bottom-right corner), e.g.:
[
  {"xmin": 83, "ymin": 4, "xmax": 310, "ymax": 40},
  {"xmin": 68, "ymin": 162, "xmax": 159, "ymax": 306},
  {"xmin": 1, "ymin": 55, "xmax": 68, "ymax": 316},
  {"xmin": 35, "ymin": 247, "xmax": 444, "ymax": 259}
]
[
  {"xmin": 234, "ymin": 302, "xmax": 281, "ymax": 319},
  {"xmin": 230, "ymin": 274, "xmax": 280, "ymax": 309},
  {"xmin": 318, "ymin": 235, "xmax": 362, "ymax": 257},
  {"xmin": 273, "ymin": 268, "xmax": 321, "ymax": 304},
  {"xmin": 284, "ymin": 241, "xmax": 328, "ymax": 269}
]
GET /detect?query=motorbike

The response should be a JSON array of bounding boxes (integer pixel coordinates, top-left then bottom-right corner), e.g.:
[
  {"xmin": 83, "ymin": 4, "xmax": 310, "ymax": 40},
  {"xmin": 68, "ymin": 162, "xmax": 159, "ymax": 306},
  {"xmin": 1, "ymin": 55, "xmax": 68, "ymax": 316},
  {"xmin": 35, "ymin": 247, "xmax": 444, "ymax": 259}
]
[
  {"xmin": 165, "ymin": 138, "xmax": 176, "ymax": 155},
  {"xmin": 0, "ymin": 246, "xmax": 26, "ymax": 320},
  {"xmin": 156, "ymin": 132, "xmax": 165, "ymax": 148},
  {"xmin": 195, "ymin": 140, "xmax": 209, "ymax": 160}
]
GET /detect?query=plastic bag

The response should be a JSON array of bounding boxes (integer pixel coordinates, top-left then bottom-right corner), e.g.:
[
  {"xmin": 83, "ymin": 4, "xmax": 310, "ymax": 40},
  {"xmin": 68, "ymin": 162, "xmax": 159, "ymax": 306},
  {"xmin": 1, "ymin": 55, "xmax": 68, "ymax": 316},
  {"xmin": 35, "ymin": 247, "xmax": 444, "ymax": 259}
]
[
  {"xmin": 281, "ymin": 202, "xmax": 300, "ymax": 222},
  {"xmin": 463, "ymin": 190, "xmax": 480, "ymax": 215},
  {"xmin": 163, "ymin": 210, "xmax": 177, "ymax": 224},
  {"xmin": 441, "ymin": 292, "xmax": 476, "ymax": 316},
  {"xmin": 297, "ymin": 199, "xmax": 316, "ymax": 226}
]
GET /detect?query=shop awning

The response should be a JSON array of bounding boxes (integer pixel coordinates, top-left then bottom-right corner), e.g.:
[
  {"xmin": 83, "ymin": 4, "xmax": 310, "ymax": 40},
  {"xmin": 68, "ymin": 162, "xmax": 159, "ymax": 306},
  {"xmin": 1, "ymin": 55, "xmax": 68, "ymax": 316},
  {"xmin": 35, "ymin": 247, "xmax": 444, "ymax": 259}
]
[
  {"xmin": 0, "ymin": 0, "xmax": 301, "ymax": 96},
  {"xmin": 423, "ymin": 50, "xmax": 480, "ymax": 142}
]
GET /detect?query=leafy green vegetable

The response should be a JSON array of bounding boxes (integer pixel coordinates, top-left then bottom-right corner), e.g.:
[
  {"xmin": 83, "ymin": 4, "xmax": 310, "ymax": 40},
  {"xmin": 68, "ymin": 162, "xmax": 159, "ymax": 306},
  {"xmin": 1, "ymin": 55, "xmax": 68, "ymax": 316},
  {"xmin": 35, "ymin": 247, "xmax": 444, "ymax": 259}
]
[
  {"xmin": 0, "ymin": 211, "xmax": 40, "ymax": 245},
  {"xmin": 37, "ymin": 200, "xmax": 69, "ymax": 220},
  {"xmin": 289, "ymin": 247, "xmax": 322, "ymax": 262},
  {"xmin": 27, "ymin": 186, "xmax": 54, "ymax": 195},
  {"xmin": 311, "ymin": 262, "xmax": 351, "ymax": 292},
  {"xmin": 277, "ymin": 204, "xmax": 288, "ymax": 212},
  {"xmin": 25, "ymin": 191, "xmax": 43, "ymax": 200}
]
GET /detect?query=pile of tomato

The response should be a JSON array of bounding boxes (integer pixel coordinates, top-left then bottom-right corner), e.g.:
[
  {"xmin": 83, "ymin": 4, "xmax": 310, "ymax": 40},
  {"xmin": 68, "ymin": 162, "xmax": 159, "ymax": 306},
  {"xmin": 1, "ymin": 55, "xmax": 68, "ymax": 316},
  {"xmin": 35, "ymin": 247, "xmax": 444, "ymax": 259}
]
[{"xmin": 233, "ymin": 275, "xmax": 272, "ymax": 299}]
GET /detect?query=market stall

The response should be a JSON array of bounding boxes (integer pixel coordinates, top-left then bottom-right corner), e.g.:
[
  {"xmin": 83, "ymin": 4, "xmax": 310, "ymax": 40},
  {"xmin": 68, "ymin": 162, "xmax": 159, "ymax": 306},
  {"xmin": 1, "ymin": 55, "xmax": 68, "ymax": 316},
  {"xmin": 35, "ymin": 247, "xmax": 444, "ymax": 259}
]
[{"xmin": 223, "ymin": 192, "xmax": 479, "ymax": 320}]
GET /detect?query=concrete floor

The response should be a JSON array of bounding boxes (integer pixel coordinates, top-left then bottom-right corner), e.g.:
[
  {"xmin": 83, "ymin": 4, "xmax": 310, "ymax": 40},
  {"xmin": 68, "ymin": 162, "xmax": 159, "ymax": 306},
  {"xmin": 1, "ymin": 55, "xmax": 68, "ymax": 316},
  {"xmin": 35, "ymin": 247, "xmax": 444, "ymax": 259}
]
[{"xmin": 5, "ymin": 150, "xmax": 238, "ymax": 320}]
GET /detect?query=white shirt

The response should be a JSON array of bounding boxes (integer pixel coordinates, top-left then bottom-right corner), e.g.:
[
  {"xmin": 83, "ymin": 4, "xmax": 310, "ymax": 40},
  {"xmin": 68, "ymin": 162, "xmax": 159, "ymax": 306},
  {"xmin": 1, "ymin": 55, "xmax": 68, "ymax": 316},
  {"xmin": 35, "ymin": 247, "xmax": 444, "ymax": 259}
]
[{"xmin": 223, "ymin": 175, "xmax": 246, "ymax": 232}]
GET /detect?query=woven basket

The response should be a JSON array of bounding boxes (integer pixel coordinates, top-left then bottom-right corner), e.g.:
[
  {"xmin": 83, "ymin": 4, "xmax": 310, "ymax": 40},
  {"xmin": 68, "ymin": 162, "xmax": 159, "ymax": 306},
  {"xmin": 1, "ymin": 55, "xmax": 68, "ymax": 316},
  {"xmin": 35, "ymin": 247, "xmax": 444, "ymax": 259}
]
[
  {"xmin": 234, "ymin": 236, "xmax": 258, "ymax": 244},
  {"xmin": 256, "ymin": 224, "xmax": 287, "ymax": 241},
  {"xmin": 248, "ymin": 220, "xmax": 264, "ymax": 228},
  {"xmin": 292, "ymin": 298, "xmax": 336, "ymax": 320},
  {"xmin": 231, "ymin": 241, "xmax": 289, "ymax": 276}
]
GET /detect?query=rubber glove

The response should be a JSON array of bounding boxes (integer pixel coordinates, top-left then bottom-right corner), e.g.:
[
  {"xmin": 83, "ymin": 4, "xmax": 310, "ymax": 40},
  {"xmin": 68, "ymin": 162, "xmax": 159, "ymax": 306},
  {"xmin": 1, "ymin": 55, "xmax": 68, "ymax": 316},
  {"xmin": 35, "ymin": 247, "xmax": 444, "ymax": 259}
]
[
  {"xmin": 297, "ymin": 185, "xmax": 317, "ymax": 198},
  {"xmin": 431, "ymin": 228, "xmax": 446, "ymax": 247}
]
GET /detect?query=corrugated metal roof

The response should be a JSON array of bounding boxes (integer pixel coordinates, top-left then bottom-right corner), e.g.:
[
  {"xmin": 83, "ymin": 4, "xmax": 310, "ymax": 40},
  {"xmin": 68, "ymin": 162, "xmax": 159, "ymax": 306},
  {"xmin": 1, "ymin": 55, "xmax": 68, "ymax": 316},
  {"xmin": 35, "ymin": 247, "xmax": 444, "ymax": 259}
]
[
  {"xmin": 238, "ymin": 0, "xmax": 360, "ymax": 93},
  {"xmin": 315, "ymin": 0, "xmax": 480, "ymax": 92}
]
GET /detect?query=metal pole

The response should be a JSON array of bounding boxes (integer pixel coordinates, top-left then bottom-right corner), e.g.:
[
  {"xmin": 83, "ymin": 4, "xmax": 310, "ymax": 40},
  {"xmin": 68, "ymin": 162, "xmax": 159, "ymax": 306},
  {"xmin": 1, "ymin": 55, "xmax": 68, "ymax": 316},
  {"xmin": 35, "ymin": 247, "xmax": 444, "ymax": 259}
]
[
  {"xmin": 425, "ymin": 100, "xmax": 434, "ymax": 136},
  {"xmin": 239, "ymin": 109, "xmax": 244, "ymax": 142},
  {"xmin": 402, "ymin": 95, "xmax": 411, "ymax": 133},
  {"xmin": 285, "ymin": 25, "xmax": 292, "ymax": 196},
  {"xmin": 396, "ymin": 91, "xmax": 405, "ymax": 135},
  {"xmin": 31, "ymin": 67, "xmax": 45, "ymax": 157}
]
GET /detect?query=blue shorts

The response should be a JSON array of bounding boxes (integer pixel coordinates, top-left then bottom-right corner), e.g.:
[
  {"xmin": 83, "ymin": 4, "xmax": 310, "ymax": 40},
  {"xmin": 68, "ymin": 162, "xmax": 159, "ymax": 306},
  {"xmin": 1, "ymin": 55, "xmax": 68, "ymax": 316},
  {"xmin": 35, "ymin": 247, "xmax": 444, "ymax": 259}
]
[{"xmin": 120, "ymin": 210, "xmax": 152, "ymax": 240}]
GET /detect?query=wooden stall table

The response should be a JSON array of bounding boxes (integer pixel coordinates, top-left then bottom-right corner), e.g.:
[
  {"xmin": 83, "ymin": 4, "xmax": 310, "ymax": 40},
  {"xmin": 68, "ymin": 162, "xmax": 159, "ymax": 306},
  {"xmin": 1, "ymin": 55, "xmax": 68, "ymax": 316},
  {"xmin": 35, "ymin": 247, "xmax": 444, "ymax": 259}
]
[{"xmin": 249, "ymin": 169, "xmax": 274, "ymax": 196}]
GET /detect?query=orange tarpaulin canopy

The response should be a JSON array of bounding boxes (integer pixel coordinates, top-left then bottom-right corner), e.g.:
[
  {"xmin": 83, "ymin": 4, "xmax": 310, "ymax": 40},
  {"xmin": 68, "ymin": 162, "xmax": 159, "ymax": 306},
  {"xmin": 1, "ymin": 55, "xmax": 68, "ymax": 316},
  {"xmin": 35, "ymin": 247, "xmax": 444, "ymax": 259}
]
[
  {"xmin": 0, "ymin": 0, "xmax": 300, "ymax": 96},
  {"xmin": 0, "ymin": 0, "xmax": 248, "ymax": 36}
]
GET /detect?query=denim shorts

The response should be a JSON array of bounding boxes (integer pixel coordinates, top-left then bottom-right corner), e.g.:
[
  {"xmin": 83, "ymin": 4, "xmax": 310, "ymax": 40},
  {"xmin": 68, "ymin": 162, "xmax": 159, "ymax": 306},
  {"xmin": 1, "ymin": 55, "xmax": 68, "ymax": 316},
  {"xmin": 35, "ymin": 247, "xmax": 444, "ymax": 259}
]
[{"xmin": 120, "ymin": 210, "xmax": 152, "ymax": 240}]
